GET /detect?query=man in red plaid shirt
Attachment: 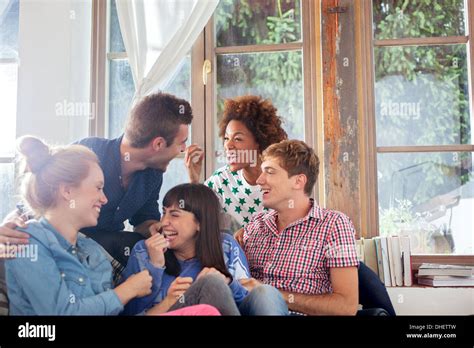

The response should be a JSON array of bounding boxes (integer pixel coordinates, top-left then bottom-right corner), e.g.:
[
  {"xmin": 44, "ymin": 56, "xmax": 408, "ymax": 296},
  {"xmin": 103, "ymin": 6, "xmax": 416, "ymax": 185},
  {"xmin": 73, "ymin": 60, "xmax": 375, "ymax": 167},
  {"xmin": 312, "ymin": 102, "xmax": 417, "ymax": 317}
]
[{"xmin": 239, "ymin": 140, "xmax": 359, "ymax": 315}]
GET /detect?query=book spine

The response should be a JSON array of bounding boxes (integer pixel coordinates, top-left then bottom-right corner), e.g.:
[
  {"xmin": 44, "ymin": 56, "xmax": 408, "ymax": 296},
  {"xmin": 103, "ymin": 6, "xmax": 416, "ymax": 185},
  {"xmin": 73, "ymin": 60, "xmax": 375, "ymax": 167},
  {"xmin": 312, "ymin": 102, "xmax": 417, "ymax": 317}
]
[
  {"xmin": 364, "ymin": 238, "xmax": 379, "ymax": 275},
  {"xmin": 392, "ymin": 236, "xmax": 403, "ymax": 286},
  {"xmin": 381, "ymin": 237, "xmax": 392, "ymax": 286},
  {"xmin": 400, "ymin": 236, "xmax": 412, "ymax": 286},
  {"xmin": 374, "ymin": 237, "xmax": 385, "ymax": 283}
]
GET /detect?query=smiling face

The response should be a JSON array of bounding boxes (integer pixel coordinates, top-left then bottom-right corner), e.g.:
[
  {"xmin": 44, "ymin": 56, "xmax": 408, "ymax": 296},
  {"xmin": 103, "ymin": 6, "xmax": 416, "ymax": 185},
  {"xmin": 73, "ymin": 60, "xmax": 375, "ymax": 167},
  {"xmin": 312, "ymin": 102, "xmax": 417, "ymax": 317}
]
[
  {"xmin": 256, "ymin": 157, "xmax": 299, "ymax": 212},
  {"xmin": 160, "ymin": 204, "xmax": 199, "ymax": 253},
  {"xmin": 147, "ymin": 124, "xmax": 189, "ymax": 171},
  {"xmin": 66, "ymin": 162, "xmax": 108, "ymax": 229},
  {"xmin": 224, "ymin": 120, "xmax": 260, "ymax": 172}
]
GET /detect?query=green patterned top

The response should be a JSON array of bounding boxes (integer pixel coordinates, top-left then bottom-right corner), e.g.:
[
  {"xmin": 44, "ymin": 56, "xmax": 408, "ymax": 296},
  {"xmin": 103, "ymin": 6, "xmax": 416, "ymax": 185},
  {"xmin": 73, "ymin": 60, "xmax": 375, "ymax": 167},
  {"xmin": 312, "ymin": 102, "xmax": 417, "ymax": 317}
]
[{"xmin": 205, "ymin": 166, "xmax": 269, "ymax": 227}]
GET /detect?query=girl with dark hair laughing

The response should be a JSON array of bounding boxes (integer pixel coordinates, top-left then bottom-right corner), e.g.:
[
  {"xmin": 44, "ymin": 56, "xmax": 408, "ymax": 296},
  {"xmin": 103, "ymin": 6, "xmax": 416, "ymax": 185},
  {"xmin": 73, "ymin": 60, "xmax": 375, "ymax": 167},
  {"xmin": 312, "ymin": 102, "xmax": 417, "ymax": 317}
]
[{"xmin": 121, "ymin": 183, "xmax": 288, "ymax": 316}]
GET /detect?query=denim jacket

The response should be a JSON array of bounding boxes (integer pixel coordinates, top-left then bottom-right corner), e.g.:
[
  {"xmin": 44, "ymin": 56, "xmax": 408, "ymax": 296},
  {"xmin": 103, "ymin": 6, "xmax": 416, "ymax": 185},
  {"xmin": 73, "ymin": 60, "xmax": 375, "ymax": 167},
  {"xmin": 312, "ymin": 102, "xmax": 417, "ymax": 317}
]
[{"xmin": 5, "ymin": 218, "xmax": 123, "ymax": 315}]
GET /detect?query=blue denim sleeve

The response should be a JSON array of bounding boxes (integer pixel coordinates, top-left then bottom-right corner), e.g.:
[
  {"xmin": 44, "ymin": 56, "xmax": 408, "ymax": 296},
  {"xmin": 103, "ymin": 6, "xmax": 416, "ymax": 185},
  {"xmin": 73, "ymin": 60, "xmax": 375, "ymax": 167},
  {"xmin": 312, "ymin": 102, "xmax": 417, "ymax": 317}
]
[
  {"xmin": 5, "ymin": 238, "xmax": 123, "ymax": 315},
  {"xmin": 228, "ymin": 278, "xmax": 249, "ymax": 306},
  {"xmin": 222, "ymin": 234, "xmax": 251, "ymax": 279},
  {"xmin": 222, "ymin": 234, "xmax": 250, "ymax": 305},
  {"xmin": 121, "ymin": 241, "xmax": 166, "ymax": 315}
]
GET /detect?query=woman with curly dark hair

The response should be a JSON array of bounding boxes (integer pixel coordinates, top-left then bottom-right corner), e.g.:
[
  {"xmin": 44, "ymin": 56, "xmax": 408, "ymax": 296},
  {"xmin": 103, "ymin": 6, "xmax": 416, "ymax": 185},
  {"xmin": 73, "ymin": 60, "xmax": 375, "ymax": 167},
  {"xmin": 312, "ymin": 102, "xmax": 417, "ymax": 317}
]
[{"xmin": 185, "ymin": 95, "xmax": 287, "ymax": 228}]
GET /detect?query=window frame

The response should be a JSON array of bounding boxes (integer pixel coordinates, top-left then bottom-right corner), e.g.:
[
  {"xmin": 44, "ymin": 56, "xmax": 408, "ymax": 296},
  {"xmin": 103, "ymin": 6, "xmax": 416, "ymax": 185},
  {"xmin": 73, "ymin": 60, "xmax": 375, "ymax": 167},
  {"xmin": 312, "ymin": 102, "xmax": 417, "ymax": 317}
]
[{"xmin": 357, "ymin": 0, "xmax": 474, "ymax": 261}]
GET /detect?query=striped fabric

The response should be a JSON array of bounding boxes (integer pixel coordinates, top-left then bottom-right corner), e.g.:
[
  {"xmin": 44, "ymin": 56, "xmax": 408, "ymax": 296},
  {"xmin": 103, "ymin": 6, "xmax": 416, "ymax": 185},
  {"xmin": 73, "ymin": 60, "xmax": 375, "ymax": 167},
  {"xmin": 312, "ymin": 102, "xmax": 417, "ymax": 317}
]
[{"xmin": 243, "ymin": 199, "xmax": 359, "ymax": 295}]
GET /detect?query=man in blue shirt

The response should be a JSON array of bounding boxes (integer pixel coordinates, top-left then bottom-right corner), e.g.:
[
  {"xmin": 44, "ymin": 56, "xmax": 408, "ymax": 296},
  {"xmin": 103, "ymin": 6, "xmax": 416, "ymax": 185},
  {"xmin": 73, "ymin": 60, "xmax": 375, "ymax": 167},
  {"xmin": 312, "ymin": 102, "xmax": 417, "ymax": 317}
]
[{"xmin": 1, "ymin": 92, "xmax": 193, "ymax": 267}]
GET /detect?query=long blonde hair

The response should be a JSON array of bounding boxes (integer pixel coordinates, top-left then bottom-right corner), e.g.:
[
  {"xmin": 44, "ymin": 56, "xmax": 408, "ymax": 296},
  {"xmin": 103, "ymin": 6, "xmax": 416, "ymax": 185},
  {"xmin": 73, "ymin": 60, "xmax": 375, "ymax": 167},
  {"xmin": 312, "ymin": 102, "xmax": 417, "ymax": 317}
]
[{"xmin": 17, "ymin": 136, "xmax": 99, "ymax": 215}]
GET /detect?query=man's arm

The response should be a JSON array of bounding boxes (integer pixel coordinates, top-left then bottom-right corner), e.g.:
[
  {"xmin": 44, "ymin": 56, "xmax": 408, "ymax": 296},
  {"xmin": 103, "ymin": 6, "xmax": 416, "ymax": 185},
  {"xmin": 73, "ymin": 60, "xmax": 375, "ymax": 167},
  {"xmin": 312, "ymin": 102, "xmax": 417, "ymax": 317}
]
[{"xmin": 280, "ymin": 266, "xmax": 358, "ymax": 315}]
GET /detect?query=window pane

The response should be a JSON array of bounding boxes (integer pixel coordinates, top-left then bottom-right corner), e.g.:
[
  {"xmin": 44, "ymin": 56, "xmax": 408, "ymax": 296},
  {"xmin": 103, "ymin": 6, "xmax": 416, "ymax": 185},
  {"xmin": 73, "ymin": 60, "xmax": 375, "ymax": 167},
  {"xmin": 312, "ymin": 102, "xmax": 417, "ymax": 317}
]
[
  {"xmin": 158, "ymin": 158, "xmax": 188, "ymax": 209},
  {"xmin": 215, "ymin": 0, "xmax": 302, "ymax": 47},
  {"xmin": 0, "ymin": 163, "xmax": 15, "ymax": 221},
  {"xmin": 375, "ymin": 44, "xmax": 471, "ymax": 146},
  {"xmin": 373, "ymin": 0, "xmax": 466, "ymax": 40},
  {"xmin": 377, "ymin": 152, "xmax": 473, "ymax": 255},
  {"xmin": 108, "ymin": 57, "xmax": 192, "ymax": 140},
  {"xmin": 161, "ymin": 56, "xmax": 192, "ymax": 147},
  {"xmin": 109, "ymin": 0, "xmax": 126, "ymax": 53},
  {"xmin": 0, "ymin": 63, "xmax": 17, "ymax": 157},
  {"xmin": 0, "ymin": 0, "xmax": 19, "ymax": 59},
  {"xmin": 161, "ymin": 55, "xmax": 191, "ymax": 103},
  {"xmin": 214, "ymin": 50, "xmax": 304, "ymax": 167},
  {"xmin": 108, "ymin": 59, "xmax": 134, "ymax": 138}
]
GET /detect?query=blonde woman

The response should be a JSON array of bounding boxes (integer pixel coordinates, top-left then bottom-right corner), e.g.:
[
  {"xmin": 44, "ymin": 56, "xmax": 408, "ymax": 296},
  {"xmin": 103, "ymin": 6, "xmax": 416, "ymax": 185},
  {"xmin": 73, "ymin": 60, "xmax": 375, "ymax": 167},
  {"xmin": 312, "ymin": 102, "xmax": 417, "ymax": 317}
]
[{"xmin": 5, "ymin": 136, "xmax": 221, "ymax": 316}]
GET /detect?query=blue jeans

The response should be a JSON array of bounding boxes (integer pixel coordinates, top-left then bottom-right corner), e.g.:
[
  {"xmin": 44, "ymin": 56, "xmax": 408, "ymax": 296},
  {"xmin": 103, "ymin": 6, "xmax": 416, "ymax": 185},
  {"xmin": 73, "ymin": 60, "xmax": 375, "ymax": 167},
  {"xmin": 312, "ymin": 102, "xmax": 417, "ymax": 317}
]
[{"xmin": 238, "ymin": 284, "xmax": 288, "ymax": 315}]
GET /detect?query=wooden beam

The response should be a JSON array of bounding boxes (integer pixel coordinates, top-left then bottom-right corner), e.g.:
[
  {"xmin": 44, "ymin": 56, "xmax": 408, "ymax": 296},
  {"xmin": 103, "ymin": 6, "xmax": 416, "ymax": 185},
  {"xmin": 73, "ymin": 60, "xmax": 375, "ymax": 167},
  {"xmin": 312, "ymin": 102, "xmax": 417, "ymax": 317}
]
[
  {"xmin": 374, "ymin": 36, "xmax": 468, "ymax": 47},
  {"xmin": 377, "ymin": 145, "xmax": 474, "ymax": 153},
  {"xmin": 215, "ymin": 42, "xmax": 303, "ymax": 55},
  {"xmin": 322, "ymin": 0, "xmax": 361, "ymax": 236}
]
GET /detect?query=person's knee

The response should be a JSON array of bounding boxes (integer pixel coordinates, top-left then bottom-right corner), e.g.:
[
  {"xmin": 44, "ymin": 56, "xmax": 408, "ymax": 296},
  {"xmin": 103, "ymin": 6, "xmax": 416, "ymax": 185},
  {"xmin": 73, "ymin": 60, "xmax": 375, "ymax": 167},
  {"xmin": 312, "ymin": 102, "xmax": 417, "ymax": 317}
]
[
  {"xmin": 250, "ymin": 284, "xmax": 282, "ymax": 300},
  {"xmin": 241, "ymin": 284, "xmax": 288, "ymax": 315},
  {"xmin": 251, "ymin": 285, "xmax": 287, "ymax": 309},
  {"xmin": 195, "ymin": 274, "xmax": 229, "ymax": 291}
]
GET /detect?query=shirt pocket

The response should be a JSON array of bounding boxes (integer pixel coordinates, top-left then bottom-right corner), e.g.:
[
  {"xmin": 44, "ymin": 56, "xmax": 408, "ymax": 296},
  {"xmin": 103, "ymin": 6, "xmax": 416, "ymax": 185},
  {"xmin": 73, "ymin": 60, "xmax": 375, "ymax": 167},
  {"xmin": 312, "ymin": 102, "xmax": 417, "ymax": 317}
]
[{"xmin": 60, "ymin": 268, "xmax": 88, "ymax": 298}]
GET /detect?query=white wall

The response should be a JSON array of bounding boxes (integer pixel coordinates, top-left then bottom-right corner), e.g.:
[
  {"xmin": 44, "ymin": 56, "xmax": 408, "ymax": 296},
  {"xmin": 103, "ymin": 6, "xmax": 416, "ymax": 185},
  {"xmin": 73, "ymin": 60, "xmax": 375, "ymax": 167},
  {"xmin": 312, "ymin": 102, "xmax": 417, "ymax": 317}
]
[{"xmin": 16, "ymin": 0, "xmax": 92, "ymax": 146}]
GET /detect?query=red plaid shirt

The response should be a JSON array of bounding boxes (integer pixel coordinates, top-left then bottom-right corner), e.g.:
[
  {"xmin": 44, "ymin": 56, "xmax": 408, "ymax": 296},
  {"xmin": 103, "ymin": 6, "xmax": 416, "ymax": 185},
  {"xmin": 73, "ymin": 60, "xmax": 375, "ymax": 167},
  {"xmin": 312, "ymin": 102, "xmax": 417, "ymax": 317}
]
[{"xmin": 243, "ymin": 200, "xmax": 359, "ymax": 295}]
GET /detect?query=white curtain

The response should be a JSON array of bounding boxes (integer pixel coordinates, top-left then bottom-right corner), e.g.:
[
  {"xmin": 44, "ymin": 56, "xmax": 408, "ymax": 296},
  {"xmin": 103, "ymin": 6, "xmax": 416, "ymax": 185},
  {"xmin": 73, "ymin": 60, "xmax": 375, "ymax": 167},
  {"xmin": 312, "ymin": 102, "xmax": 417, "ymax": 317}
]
[
  {"xmin": 116, "ymin": 0, "xmax": 219, "ymax": 102},
  {"xmin": 0, "ymin": 0, "xmax": 12, "ymax": 22}
]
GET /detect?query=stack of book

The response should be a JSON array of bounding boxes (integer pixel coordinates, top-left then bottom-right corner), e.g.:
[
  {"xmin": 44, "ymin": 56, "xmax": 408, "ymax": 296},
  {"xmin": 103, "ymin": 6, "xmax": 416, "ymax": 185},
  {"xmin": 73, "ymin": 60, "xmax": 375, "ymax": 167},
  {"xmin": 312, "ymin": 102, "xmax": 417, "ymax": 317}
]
[
  {"xmin": 356, "ymin": 236, "xmax": 412, "ymax": 286},
  {"xmin": 416, "ymin": 263, "xmax": 474, "ymax": 287}
]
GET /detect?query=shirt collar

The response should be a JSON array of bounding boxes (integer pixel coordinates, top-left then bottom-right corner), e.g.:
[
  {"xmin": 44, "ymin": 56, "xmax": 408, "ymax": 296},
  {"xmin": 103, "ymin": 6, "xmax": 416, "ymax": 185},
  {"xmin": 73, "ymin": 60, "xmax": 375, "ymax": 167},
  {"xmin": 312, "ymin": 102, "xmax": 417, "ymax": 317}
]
[
  {"xmin": 264, "ymin": 198, "xmax": 322, "ymax": 233},
  {"xmin": 39, "ymin": 217, "xmax": 85, "ymax": 255}
]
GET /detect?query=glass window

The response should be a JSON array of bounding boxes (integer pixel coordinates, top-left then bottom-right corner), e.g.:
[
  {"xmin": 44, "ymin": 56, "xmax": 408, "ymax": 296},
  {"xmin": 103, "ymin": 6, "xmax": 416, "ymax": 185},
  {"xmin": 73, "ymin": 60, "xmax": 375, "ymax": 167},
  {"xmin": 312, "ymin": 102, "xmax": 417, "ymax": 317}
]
[
  {"xmin": 0, "ymin": 0, "xmax": 19, "ymax": 222},
  {"xmin": 372, "ymin": 0, "xmax": 473, "ymax": 255},
  {"xmin": 213, "ymin": 0, "xmax": 307, "ymax": 172},
  {"xmin": 0, "ymin": 164, "xmax": 15, "ymax": 221},
  {"xmin": 215, "ymin": 0, "xmax": 302, "ymax": 46},
  {"xmin": 108, "ymin": 59, "xmax": 134, "ymax": 139},
  {"xmin": 0, "ymin": 63, "xmax": 17, "ymax": 157},
  {"xmin": 373, "ymin": 0, "xmax": 466, "ymax": 40},
  {"xmin": 158, "ymin": 158, "xmax": 189, "ymax": 209},
  {"xmin": 0, "ymin": 0, "xmax": 19, "ymax": 59},
  {"xmin": 109, "ymin": 0, "xmax": 126, "ymax": 53},
  {"xmin": 375, "ymin": 44, "xmax": 471, "ymax": 146},
  {"xmin": 377, "ymin": 152, "xmax": 473, "ymax": 254}
]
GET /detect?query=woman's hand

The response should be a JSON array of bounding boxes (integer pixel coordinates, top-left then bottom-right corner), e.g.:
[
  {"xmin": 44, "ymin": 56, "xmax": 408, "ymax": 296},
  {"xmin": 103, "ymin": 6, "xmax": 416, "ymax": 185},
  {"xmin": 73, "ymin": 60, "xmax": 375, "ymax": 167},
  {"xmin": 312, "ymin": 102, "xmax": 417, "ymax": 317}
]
[
  {"xmin": 165, "ymin": 277, "xmax": 193, "ymax": 304},
  {"xmin": 115, "ymin": 270, "xmax": 153, "ymax": 304},
  {"xmin": 197, "ymin": 267, "xmax": 230, "ymax": 285},
  {"xmin": 145, "ymin": 233, "xmax": 169, "ymax": 268},
  {"xmin": 233, "ymin": 228, "xmax": 244, "ymax": 248},
  {"xmin": 0, "ymin": 211, "xmax": 29, "ymax": 258},
  {"xmin": 239, "ymin": 278, "xmax": 262, "ymax": 292},
  {"xmin": 184, "ymin": 144, "xmax": 204, "ymax": 184}
]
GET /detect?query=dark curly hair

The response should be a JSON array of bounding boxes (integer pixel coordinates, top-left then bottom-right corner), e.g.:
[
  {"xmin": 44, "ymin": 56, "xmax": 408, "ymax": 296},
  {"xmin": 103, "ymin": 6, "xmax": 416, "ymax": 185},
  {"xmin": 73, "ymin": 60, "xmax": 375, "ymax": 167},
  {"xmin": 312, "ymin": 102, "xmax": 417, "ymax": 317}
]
[{"xmin": 218, "ymin": 95, "xmax": 287, "ymax": 152}]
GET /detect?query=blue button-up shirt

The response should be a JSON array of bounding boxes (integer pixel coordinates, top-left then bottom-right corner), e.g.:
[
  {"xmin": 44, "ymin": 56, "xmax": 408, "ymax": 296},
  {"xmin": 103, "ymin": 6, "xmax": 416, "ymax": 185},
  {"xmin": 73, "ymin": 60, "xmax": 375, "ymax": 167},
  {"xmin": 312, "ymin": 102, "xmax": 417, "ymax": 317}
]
[
  {"xmin": 5, "ymin": 218, "xmax": 124, "ymax": 315},
  {"xmin": 77, "ymin": 135, "xmax": 163, "ymax": 234}
]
